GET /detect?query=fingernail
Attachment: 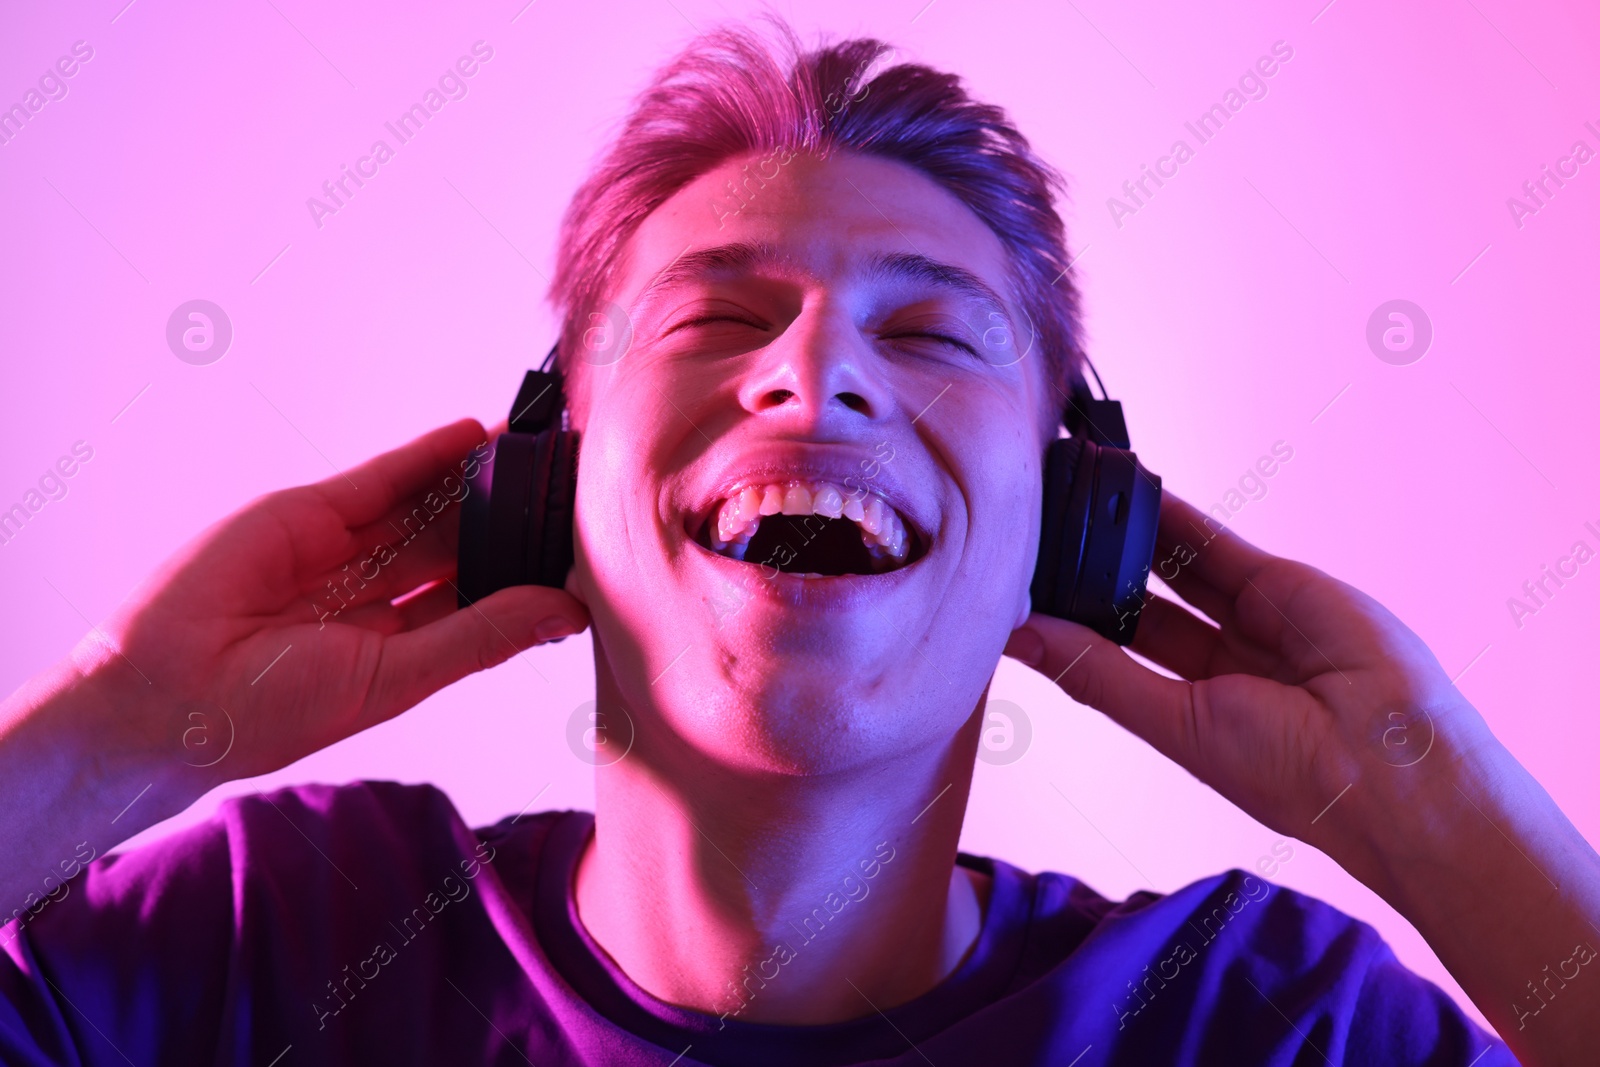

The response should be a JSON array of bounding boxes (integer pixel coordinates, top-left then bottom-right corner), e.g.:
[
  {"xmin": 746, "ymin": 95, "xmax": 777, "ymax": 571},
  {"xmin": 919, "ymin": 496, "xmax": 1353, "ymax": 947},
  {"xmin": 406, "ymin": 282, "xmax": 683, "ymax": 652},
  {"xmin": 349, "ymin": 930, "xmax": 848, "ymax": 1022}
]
[
  {"xmin": 534, "ymin": 617, "xmax": 578, "ymax": 642},
  {"xmin": 1004, "ymin": 626, "xmax": 1044, "ymax": 667}
]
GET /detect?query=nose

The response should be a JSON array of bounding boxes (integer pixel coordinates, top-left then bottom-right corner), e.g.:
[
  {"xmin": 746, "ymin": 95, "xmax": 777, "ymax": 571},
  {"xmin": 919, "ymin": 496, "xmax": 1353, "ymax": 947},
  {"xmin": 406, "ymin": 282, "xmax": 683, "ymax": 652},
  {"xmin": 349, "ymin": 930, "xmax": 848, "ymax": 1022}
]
[{"xmin": 735, "ymin": 301, "xmax": 889, "ymax": 433}]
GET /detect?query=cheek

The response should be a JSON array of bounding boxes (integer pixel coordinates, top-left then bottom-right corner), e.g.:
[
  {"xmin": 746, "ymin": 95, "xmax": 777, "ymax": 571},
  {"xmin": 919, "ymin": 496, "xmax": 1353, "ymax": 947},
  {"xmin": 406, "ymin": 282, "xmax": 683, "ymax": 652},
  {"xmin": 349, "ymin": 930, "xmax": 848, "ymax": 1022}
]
[
  {"xmin": 997, "ymin": 466, "xmax": 1044, "ymax": 567},
  {"xmin": 573, "ymin": 389, "xmax": 683, "ymax": 568},
  {"xmin": 571, "ymin": 422, "xmax": 636, "ymax": 596},
  {"xmin": 571, "ymin": 426, "xmax": 667, "ymax": 644},
  {"xmin": 985, "ymin": 423, "xmax": 1046, "ymax": 594},
  {"xmin": 959, "ymin": 417, "xmax": 1043, "ymax": 557}
]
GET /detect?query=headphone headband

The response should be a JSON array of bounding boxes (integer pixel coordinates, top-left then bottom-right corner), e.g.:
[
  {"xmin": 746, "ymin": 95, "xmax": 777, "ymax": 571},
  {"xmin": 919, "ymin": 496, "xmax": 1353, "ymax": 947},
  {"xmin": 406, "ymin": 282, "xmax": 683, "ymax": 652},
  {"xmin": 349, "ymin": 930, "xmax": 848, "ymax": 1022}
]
[
  {"xmin": 507, "ymin": 345, "xmax": 566, "ymax": 435},
  {"xmin": 1061, "ymin": 355, "xmax": 1130, "ymax": 449}
]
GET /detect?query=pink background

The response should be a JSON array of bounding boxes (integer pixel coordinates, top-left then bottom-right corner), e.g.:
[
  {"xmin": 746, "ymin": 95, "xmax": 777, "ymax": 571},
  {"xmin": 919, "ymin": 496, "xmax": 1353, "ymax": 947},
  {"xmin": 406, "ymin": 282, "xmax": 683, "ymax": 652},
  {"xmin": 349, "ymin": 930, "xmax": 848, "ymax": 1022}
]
[{"xmin": 4, "ymin": 0, "xmax": 1597, "ymax": 1038}]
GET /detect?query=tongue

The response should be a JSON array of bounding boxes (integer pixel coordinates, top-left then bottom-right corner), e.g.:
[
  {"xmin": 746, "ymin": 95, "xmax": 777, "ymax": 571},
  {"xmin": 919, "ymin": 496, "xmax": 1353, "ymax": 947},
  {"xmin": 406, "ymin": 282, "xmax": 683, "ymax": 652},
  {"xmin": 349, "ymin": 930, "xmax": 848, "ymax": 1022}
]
[{"xmin": 742, "ymin": 514, "xmax": 884, "ymax": 576}]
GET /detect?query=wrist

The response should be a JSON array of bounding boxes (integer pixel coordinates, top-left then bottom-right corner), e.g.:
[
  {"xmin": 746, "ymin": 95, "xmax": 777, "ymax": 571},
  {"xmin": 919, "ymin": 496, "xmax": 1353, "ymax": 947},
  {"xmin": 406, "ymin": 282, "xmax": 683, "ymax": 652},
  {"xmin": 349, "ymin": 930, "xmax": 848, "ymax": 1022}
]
[
  {"xmin": 10, "ymin": 652, "xmax": 213, "ymax": 833},
  {"xmin": 0, "ymin": 652, "xmax": 216, "ymax": 919},
  {"xmin": 1313, "ymin": 697, "xmax": 1517, "ymax": 907},
  {"xmin": 1316, "ymin": 692, "xmax": 1600, "ymax": 943},
  {"xmin": 1317, "ymin": 699, "xmax": 1600, "ymax": 1061}
]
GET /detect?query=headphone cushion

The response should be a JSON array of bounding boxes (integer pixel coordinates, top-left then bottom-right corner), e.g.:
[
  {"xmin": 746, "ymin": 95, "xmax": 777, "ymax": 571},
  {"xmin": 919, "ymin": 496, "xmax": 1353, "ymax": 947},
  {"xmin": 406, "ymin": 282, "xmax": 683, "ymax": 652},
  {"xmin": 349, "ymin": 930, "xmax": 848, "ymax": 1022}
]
[
  {"xmin": 480, "ymin": 432, "xmax": 539, "ymax": 598},
  {"xmin": 456, "ymin": 435, "xmax": 498, "ymax": 608},
  {"xmin": 522, "ymin": 429, "xmax": 558, "ymax": 589},
  {"xmin": 457, "ymin": 428, "xmax": 580, "ymax": 606},
  {"xmin": 537, "ymin": 431, "xmax": 579, "ymax": 587},
  {"xmin": 1031, "ymin": 436, "xmax": 1088, "ymax": 619}
]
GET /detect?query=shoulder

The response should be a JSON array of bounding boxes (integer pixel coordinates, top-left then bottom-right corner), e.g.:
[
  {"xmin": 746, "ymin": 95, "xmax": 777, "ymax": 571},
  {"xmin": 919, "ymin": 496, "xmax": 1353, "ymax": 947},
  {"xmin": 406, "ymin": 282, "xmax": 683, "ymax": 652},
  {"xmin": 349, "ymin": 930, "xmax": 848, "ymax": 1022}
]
[
  {"xmin": 17, "ymin": 780, "xmax": 494, "ymax": 939},
  {"xmin": 997, "ymin": 863, "xmax": 1512, "ymax": 1064},
  {"xmin": 0, "ymin": 783, "xmax": 583, "ymax": 1063},
  {"xmin": 11, "ymin": 782, "xmax": 577, "ymax": 990},
  {"xmin": 215, "ymin": 778, "xmax": 472, "ymax": 859},
  {"xmin": 218, "ymin": 777, "xmax": 465, "ymax": 830},
  {"xmin": 1021, "ymin": 864, "xmax": 1392, "ymax": 975}
]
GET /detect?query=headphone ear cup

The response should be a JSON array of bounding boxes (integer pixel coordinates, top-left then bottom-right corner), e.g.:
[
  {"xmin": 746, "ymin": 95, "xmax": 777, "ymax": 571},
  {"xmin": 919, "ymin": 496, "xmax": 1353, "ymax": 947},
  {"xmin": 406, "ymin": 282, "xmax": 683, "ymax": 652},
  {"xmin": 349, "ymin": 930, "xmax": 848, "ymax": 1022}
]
[
  {"xmin": 519, "ymin": 427, "xmax": 584, "ymax": 590},
  {"xmin": 1032, "ymin": 437, "xmax": 1162, "ymax": 645},
  {"xmin": 522, "ymin": 428, "xmax": 559, "ymax": 590},
  {"xmin": 1031, "ymin": 437, "xmax": 1093, "ymax": 621},
  {"xmin": 1074, "ymin": 447, "xmax": 1161, "ymax": 644},
  {"xmin": 456, "ymin": 436, "xmax": 500, "ymax": 608},
  {"xmin": 458, "ymin": 362, "xmax": 579, "ymax": 608},
  {"xmin": 456, "ymin": 428, "xmax": 582, "ymax": 606},
  {"xmin": 536, "ymin": 431, "xmax": 580, "ymax": 587},
  {"xmin": 467, "ymin": 431, "xmax": 540, "ymax": 607}
]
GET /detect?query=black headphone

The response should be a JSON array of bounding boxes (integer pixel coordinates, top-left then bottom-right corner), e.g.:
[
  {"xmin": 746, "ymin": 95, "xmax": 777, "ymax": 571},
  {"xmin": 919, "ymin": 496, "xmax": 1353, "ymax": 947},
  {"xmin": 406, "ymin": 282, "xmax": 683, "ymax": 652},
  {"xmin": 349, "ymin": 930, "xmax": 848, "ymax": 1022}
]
[{"xmin": 457, "ymin": 345, "xmax": 1161, "ymax": 644}]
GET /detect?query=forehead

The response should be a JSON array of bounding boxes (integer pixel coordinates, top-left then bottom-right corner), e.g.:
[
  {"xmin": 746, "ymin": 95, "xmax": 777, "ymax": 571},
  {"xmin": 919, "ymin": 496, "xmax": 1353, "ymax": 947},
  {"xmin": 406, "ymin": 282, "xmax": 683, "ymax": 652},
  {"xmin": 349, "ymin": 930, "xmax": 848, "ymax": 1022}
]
[{"xmin": 615, "ymin": 151, "xmax": 1019, "ymax": 315}]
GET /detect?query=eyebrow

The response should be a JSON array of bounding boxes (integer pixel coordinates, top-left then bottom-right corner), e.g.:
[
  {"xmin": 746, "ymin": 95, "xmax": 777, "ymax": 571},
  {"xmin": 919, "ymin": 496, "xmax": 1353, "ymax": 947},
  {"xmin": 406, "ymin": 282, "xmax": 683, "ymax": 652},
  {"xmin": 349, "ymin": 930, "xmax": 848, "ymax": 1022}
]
[{"xmin": 635, "ymin": 239, "xmax": 1015, "ymax": 327}]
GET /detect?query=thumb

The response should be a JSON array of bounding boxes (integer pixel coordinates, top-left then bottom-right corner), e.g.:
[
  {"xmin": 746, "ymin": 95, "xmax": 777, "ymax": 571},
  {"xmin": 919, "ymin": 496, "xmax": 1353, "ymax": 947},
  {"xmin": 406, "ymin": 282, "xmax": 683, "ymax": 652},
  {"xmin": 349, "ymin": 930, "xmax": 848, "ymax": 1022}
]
[
  {"xmin": 1005, "ymin": 612, "xmax": 1199, "ymax": 769},
  {"xmin": 366, "ymin": 585, "xmax": 590, "ymax": 720}
]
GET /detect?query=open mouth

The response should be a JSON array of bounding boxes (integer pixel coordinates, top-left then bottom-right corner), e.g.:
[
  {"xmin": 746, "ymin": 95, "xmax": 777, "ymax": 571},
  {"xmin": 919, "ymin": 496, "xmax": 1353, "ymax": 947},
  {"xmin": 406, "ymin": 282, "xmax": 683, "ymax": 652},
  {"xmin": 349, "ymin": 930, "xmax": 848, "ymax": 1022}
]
[{"xmin": 689, "ymin": 480, "xmax": 926, "ymax": 578}]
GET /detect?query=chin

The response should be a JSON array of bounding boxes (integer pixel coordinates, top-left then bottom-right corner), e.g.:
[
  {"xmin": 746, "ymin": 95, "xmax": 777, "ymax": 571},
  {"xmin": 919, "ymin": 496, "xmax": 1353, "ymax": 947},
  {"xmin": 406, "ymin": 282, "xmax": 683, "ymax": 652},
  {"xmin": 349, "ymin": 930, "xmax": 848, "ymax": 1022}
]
[
  {"xmin": 643, "ymin": 617, "xmax": 985, "ymax": 778},
  {"xmin": 575, "ymin": 493, "xmax": 1021, "ymax": 778}
]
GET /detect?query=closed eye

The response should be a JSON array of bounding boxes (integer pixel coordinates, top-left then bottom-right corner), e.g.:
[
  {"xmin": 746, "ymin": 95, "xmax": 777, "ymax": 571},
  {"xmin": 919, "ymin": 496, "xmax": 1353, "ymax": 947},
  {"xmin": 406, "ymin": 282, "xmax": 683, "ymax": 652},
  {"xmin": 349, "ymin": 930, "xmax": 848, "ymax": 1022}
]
[
  {"xmin": 889, "ymin": 332, "xmax": 977, "ymax": 355},
  {"xmin": 674, "ymin": 317, "xmax": 977, "ymax": 356},
  {"xmin": 673, "ymin": 314, "xmax": 763, "ymax": 331}
]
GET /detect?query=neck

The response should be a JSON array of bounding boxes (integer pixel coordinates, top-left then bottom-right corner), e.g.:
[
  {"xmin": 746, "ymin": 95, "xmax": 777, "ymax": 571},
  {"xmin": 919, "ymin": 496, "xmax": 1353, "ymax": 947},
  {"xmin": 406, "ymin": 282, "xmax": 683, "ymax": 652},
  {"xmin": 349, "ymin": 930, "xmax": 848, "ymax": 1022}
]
[{"xmin": 573, "ymin": 670, "xmax": 994, "ymax": 1026}]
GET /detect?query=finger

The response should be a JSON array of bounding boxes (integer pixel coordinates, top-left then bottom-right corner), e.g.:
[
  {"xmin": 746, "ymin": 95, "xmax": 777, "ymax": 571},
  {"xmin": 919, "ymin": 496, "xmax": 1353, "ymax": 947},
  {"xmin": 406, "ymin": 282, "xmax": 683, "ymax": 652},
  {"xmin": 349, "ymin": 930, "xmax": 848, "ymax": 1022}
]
[
  {"xmin": 1151, "ymin": 567, "xmax": 1236, "ymax": 627},
  {"xmin": 1155, "ymin": 491, "xmax": 1233, "ymax": 561},
  {"xmin": 297, "ymin": 510, "xmax": 456, "ymax": 613},
  {"xmin": 1155, "ymin": 489, "xmax": 1277, "ymax": 600},
  {"xmin": 394, "ymin": 580, "xmax": 459, "ymax": 631},
  {"xmin": 1005, "ymin": 611, "xmax": 1200, "ymax": 769},
  {"xmin": 302, "ymin": 420, "xmax": 513, "ymax": 614},
  {"xmin": 1130, "ymin": 595, "xmax": 1283, "ymax": 681},
  {"xmin": 1128, "ymin": 595, "xmax": 1224, "ymax": 680},
  {"xmin": 361, "ymin": 584, "xmax": 591, "ymax": 723},
  {"xmin": 326, "ymin": 579, "xmax": 460, "ymax": 636},
  {"xmin": 314, "ymin": 419, "xmax": 492, "ymax": 528},
  {"xmin": 349, "ymin": 479, "xmax": 466, "ymax": 559}
]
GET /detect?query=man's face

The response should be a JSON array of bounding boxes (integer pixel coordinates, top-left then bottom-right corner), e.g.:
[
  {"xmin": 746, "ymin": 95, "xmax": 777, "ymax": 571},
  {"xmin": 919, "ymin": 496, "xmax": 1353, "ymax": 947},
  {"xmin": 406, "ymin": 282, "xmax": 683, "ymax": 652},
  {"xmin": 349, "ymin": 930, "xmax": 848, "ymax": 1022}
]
[{"xmin": 570, "ymin": 150, "xmax": 1050, "ymax": 774}]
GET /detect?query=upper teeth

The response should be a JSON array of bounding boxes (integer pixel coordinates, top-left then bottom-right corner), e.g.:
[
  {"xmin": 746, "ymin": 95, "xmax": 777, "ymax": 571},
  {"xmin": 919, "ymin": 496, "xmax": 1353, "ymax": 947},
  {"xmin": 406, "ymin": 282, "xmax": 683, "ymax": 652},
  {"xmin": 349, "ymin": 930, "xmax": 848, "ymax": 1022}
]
[{"xmin": 708, "ymin": 479, "xmax": 911, "ymax": 565}]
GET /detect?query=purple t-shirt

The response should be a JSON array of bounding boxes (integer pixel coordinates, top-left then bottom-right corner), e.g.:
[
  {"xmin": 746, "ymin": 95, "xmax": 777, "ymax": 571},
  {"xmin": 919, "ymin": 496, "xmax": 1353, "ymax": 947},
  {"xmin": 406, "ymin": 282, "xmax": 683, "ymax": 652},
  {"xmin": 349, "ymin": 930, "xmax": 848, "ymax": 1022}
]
[{"xmin": 0, "ymin": 781, "xmax": 1514, "ymax": 1065}]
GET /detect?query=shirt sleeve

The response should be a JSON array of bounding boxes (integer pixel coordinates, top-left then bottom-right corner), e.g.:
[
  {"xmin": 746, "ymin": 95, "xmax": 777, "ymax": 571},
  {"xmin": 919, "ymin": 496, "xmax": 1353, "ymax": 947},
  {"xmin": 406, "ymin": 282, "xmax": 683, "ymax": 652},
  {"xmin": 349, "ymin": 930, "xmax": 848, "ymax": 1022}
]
[
  {"xmin": 0, "ymin": 781, "xmax": 500, "ymax": 1067},
  {"xmin": 1345, "ymin": 930, "xmax": 1520, "ymax": 1065},
  {"xmin": 0, "ymin": 806, "xmax": 240, "ymax": 1067},
  {"xmin": 1185, "ymin": 870, "xmax": 1520, "ymax": 1067}
]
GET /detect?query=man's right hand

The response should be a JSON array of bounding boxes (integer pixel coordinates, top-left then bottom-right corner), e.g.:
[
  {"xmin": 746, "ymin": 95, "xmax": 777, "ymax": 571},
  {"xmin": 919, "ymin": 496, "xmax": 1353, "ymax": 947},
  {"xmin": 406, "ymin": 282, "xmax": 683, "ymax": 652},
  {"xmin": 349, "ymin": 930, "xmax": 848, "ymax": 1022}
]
[
  {"xmin": 94, "ymin": 417, "xmax": 590, "ymax": 785},
  {"xmin": 0, "ymin": 418, "xmax": 587, "ymax": 924}
]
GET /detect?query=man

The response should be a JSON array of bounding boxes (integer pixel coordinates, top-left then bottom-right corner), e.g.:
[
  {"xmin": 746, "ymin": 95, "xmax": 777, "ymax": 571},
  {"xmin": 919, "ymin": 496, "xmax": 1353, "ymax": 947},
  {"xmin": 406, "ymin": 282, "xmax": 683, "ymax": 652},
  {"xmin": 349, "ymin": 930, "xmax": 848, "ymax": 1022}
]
[{"xmin": 1, "ymin": 17, "xmax": 1595, "ymax": 1066}]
